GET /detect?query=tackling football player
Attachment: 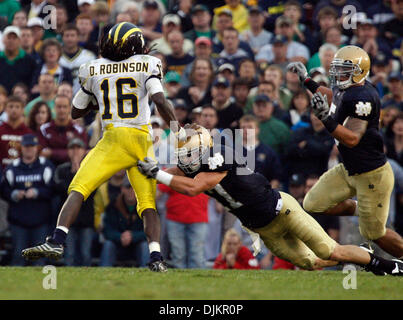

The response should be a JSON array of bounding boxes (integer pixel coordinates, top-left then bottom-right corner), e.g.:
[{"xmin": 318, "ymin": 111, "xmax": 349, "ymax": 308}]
[
  {"xmin": 22, "ymin": 22, "xmax": 185, "ymax": 272},
  {"xmin": 287, "ymin": 46, "xmax": 403, "ymax": 259},
  {"xmin": 137, "ymin": 125, "xmax": 403, "ymax": 276}
]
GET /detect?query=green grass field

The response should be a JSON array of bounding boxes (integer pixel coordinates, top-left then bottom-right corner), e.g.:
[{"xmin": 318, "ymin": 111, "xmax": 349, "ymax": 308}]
[{"xmin": 1, "ymin": 267, "xmax": 402, "ymax": 300}]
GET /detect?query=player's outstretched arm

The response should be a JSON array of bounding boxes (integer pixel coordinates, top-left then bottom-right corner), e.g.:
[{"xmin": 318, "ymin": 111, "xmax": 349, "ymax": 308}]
[
  {"xmin": 151, "ymin": 92, "xmax": 181, "ymax": 132},
  {"xmin": 287, "ymin": 62, "xmax": 333, "ymax": 103},
  {"xmin": 137, "ymin": 157, "xmax": 226, "ymax": 196}
]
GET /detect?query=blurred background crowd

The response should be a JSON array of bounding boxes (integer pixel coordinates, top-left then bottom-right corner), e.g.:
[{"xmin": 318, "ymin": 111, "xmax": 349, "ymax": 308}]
[{"xmin": 0, "ymin": 0, "xmax": 402, "ymax": 270}]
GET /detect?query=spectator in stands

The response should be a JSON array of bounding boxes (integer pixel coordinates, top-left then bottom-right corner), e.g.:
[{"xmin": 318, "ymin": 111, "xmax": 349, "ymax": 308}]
[
  {"xmin": 213, "ymin": 0, "xmax": 248, "ymax": 33},
  {"xmin": 0, "ymin": 133, "xmax": 53, "ymax": 266},
  {"xmin": 54, "ymin": 138, "xmax": 94, "ymax": 266},
  {"xmin": 232, "ymin": 78, "xmax": 251, "ymax": 111},
  {"xmin": 217, "ymin": 63, "xmax": 235, "ymax": 85},
  {"xmin": 100, "ymin": 176, "xmax": 148, "ymax": 267},
  {"xmin": 198, "ymin": 105, "xmax": 218, "ymax": 130},
  {"xmin": 213, "ymin": 228, "xmax": 259, "ymax": 270},
  {"xmin": 77, "ymin": 0, "xmax": 93, "ymax": 15},
  {"xmin": 238, "ymin": 58, "xmax": 258, "ymax": 88},
  {"xmin": 382, "ymin": 0, "xmax": 403, "ymax": 46},
  {"xmin": 32, "ymin": 39, "xmax": 73, "ymax": 93},
  {"xmin": 263, "ymin": 65, "xmax": 293, "ymax": 110},
  {"xmin": 159, "ymin": 182, "xmax": 209, "ymax": 269},
  {"xmin": 385, "ymin": 112, "xmax": 403, "ymax": 166},
  {"xmin": 59, "ymin": 24, "xmax": 96, "ymax": 94},
  {"xmin": 181, "ymin": 37, "xmax": 214, "ymax": 87},
  {"xmin": 169, "ymin": 0, "xmax": 193, "ymax": 33},
  {"xmin": 24, "ymin": 0, "xmax": 47, "ymax": 20},
  {"xmin": 139, "ymin": 0, "xmax": 163, "ymax": 43},
  {"xmin": 166, "ymin": 30, "xmax": 194, "ymax": 76},
  {"xmin": 11, "ymin": 82, "xmax": 30, "ymax": 106},
  {"xmin": 172, "ymin": 98, "xmax": 189, "ymax": 127},
  {"xmin": 351, "ymin": 17, "xmax": 392, "ymax": 60},
  {"xmin": 0, "ymin": 86, "xmax": 8, "ymax": 124},
  {"xmin": 313, "ymin": 0, "xmax": 363, "ymax": 25},
  {"xmin": 93, "ymin": 170, "xmax": 126, "ymax": 233},
  {"xmin": 11, "ymin": 10, "xmax": 27, "ymax": 28},
  {"xmin": 305, "ymin": 174, "xmax": 340, "ymax": 242},
  {"xmin": 257, "ymin": 16, "xmax": 310, "ymax": 64},
  {"xmin": 382, "ymin": 72, "xmax": 403, "ymax": 111},
  {"xmin": 57, "ymin": 82, "xmax": 74, "ymax": 102},
  {"xmin": 26, "ymin": 17, "xmax": 43, "ymax": 52},
  {"xmin": 288, "ymin": 173, "xmax": 306, "ymax": 204},
  {"xmin": 25, "ymin": 73, "xmax": 56, "ymax": 118},
  {"xmin": 212, "ymin": 10, "xmax": 254, "ymax": 58},
  {"xmin": 239, "ymin": 114, "xmax": 282, "ymax": 189},
  {"xmin": 266, "ymin": 35, "xmax": 290, "ymax": 72},
  {"xmin": 0, "ymin": 26, "xmax": 36, "ymax": 94},
  {"xmin": 75, "ymin": 13, "xmax": 97, "ymax": 55},
  {"xmin": 211, "ymin": 76, "xmax": 243, "ymax": 130},
  {"xmin": 184, "ymin": 4, "xmax": 215, "ymax": 41},
  {"xmin": 283, "ymin": 0, "xmax": 309, "ymax": 44},
  {"xmin": 54, "ymin": 4, "xmax": 69, "ymax": 38},
  {"xmin": 381, "ymin": 106, "xmax": 400, "ymax": 132},
  {"xmin": 27, "ymin": 101, "xmax": 51, "ymax": 134},
  {"xmin": 38, "ymin": 95, "xmax": 87, "ymax": 166},
  {"xmin": 177, "ymin": 57, "xmax": 213, "ymax": 109},
  {"xmin": 88, "ymin": 1, "xmax": 110, "ymax": 44},
  {"xmin": 150, "ymin": 14, "xmax": 193, "ymax": 56},
  {"xmin": 0, "ymin": 0, "xmax": 20, "ymax": 25},
  {"xmin": 217, "ymin": 27, "xmax": 254, "ymax": 70},
  {"xmin": 285, "ymin": 111, "xmax": 334, "ymax": 178},
  {"xmin": 164, "ymin": 71, "xmax": 182, "ymax": 99},
  {"xmin": 241, "ymin": 6, "xmax": 272, "ymax": 55},
  {"xmin": 0, "ymin": 96, "xmax": 32, "ymax": 168},
  {"xmin": 309, "ymin": 6, "xmax": 338, "ymax": 54},
  {"xmin": 308, "ymin": 26, "xmax": 344, "ymax": 72},
  {"xmin": 252, "ymin": 94, "xmax": 290, "ymax": 156},
  {"xmin": 20, "ymin": 26, "xmax": 40, "ymax": 65},
  {"xmin": 370, "ymin": 55, "xmax": 391, "ymax": 99},
  {"xmin": 282, "ymin": 89, "xmax": 311, "ymax": 129}
]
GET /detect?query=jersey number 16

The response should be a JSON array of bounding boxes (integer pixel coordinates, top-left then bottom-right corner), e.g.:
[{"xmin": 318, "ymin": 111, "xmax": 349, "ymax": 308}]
[{"xmin": 100, "ymin": 77, "xmax": 139, "ymax": 120}]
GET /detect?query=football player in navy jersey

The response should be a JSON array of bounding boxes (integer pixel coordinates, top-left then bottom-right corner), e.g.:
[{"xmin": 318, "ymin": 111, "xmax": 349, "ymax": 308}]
[
  {"xmin": 138, "ymin": 125, "xmax": 403, "ymax": 275},
  {"xmin": 288, "ymin": 46, "xmax": 403, "ymax": 259}
]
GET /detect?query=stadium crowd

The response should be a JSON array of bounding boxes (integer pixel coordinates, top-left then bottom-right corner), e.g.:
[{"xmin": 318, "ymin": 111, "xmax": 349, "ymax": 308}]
[{"xmin": 0, "ymin": 0, "xmax": 402, "ymax": 270}]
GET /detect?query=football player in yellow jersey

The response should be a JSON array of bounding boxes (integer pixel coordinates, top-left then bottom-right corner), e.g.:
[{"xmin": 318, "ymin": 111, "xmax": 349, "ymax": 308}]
[{"xmin": 22, "ymin": 22, "xmax": 185, "ymax": 272}]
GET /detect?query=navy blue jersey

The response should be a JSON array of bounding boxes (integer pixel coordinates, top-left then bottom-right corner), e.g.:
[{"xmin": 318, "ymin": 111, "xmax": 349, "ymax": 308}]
[
  {"xmin": 181, "ymin": 145, "xmax": 281, "ymax": 229},
  {"xmin": 331, "ymin": 81, "xmax": 386, "ymax": 175}
]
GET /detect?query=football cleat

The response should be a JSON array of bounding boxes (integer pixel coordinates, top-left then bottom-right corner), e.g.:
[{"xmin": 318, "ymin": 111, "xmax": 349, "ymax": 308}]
[
  {"xmin": 148, "ymin": 260, "xmax": 168, "ymax": 272},
  {"xmin": 359, "ymin": 242, "xmax": 374, "ymax": 254},
  {"xmin": 21, "ymin": 236, "xmax": 64, "ymax": 261},
  {"xmin": 390, "ymin": 259, "xmax": 403, "ymax": 276}
]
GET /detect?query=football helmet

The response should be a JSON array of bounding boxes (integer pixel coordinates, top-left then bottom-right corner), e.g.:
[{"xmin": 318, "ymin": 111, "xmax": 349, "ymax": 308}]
[
  {"xmin": 175, "ymin": 125, "xmax": 213, "ymax": 174},
  {"xmin": 329, "ymin": 45, "xmax": 370, "ymax": 90},
  {"xmin": 107, "ymin": 21, "xmax": 145, "ymax": 52}
]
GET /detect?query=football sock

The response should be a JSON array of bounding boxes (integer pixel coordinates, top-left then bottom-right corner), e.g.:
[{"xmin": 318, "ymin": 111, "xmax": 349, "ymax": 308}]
[
  {"xmin": 150, "ymin": 251, "xmax": 162, "ymax": 262},
  {"xmin": 50, "ymin": 227, "xmax": 68, "ymax": 245},
  {"xmin": 366, "ymin": 253, "xmax": 396, "ymax": 274}
]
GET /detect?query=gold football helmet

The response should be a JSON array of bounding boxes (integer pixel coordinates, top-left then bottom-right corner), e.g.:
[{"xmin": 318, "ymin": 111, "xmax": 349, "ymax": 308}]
[
  {"xmin": 329, "ymin": 45, "xmax": 370, "ymax": 89},
  {"xmin": 175, "ymin": 124, "xmax": 213, "ymax": 174}
]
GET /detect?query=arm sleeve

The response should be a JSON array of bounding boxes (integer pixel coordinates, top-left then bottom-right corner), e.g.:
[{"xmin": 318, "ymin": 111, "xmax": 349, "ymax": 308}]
[
  {"xmin": 145, "ymin": 77, "xmax": 164, "ymax": 96},
  {"xmin": 344, "ymin": 92, "xmax": 375, "ymax": 121},
  {"xmin": 72, "ymin": 89, "xmax": 93, "ymax": 110}
]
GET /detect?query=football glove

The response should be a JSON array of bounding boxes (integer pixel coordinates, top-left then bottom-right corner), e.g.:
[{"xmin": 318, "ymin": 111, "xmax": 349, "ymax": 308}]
[
  {"xmin": 310, "ymin": 92, "xmax": 330, "ymax": 121},
  {"xmin": 138, "ymin": 157, "xmax": 159, "ymax": 179},
  {"xmin": 287, "ymin": 62, "xmax": 308, "ymax": 83}
]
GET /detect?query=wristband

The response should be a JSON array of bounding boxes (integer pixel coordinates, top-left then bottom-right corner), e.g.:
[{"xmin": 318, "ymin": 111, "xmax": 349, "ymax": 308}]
[
  {"xmin": 322, "ymin": 117, "xmax": 339, "ymax": 133},
  {"xmin": 304, "ymin": 78, "xmax": 320, "ymax": 93},
  {"xmin": 155, "ymin": 170, "xmax": 173, "ymax": 186}
]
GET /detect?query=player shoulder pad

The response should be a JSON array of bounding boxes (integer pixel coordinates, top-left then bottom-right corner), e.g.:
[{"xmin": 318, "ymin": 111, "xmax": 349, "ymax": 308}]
[
  {"xmin": 145, "ymin": 55, "xmax": 163, "ymax": 82},
  {"xmin": 343, "ymin": 85, "xmax": 375, "ymax": 119},
  {"xmin": 78, "ymin": 61, "xmax": 92, "ymax": 88},
  {"xmin": 203, "ymin": 146, "xmax": 233, "ymax": 172}
]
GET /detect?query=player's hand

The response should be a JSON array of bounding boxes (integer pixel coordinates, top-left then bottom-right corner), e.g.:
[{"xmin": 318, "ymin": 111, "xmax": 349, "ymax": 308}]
[
  {"xmin": 310, "ymin": 92, "xmax": 330, "ymax": 121},
  {"xmin": 138, "ymin": 157, "xmax": 159, "ymax": 178},
  {"xmin": 25, "ymin": 188, "xmax": 38, "ymax": 199},
  {"xmin": 286, "ymin": 62, "xmax": 308, "ymax": 83}
]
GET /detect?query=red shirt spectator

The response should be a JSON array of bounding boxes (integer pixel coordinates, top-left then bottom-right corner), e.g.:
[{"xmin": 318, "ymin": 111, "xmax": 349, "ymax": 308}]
[
  {"xmin": 0, "ymin": 96, "xmax": 32, "ymax": 168},
  {"xmin": 213, "ymin": 228, "xmax": 260, "ymax": 270},
  {"xmin": 38, "ymin": 95, "xmax": 87, "ymax": 165},
  {"xmin": 158, "ymin": 184, "xmax": 208, "ymax": 223}
]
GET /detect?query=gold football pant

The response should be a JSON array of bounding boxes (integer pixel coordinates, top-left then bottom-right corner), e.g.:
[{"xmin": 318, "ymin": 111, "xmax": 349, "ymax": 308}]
[
  {"xmin": 68, "ymin": 125, "xmax": 156, "ymax": 216},
  {"xmin": 303, "ymin": 162, "xmax": 394, "ymax": 240},
  {"xmin": 251, "ymin": 192, "xmax": 337, "ymax": 270}
]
